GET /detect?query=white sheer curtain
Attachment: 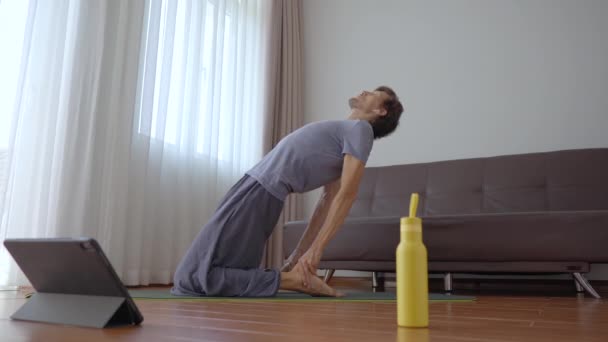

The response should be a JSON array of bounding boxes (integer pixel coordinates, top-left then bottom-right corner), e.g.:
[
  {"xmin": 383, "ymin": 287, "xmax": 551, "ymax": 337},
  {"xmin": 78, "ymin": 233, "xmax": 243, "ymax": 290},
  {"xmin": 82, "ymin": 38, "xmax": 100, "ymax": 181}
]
[{"xmin": 0, "ymin": 0, "xmax": 273, "ymax": 286}]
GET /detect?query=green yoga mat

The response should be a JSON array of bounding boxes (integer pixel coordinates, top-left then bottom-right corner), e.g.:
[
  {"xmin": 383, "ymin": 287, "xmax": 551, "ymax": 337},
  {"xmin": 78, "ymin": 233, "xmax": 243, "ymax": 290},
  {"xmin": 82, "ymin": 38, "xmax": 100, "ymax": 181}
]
[{"xmin": 128, "ymin": 289, "xmax": 475, "ymax": 302}]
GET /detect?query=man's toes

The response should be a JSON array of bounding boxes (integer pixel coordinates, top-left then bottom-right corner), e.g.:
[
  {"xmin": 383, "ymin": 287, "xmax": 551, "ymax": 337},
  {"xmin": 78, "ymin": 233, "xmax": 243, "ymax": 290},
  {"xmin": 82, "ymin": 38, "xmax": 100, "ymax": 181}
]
[{"xmin": 311, "ymin": 277, "xmax": 340, "ymax": 297}]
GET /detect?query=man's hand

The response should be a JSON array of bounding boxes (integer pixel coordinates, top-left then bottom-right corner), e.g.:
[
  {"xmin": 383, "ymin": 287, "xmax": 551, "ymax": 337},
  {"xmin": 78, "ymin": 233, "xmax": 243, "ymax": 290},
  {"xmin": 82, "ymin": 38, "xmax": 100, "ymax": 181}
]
[
  {"xmin": 291, "ymin": 260, "xmax": 313, "ymax": 289},
  {"xmin": 299, "ymin": 248, "xmax": 322, "ymax": 278},
  {"xmin": 290, "ymin": 248, "xmax": 322, "ymax": 289}
]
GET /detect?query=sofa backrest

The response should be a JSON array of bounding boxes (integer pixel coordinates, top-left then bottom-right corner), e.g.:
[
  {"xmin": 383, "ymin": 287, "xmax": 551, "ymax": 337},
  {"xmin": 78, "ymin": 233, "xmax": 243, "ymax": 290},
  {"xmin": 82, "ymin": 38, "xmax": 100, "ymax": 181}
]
[{"xmin": 349, "ymin": 148, "xmax": 608, "ymax": 217}]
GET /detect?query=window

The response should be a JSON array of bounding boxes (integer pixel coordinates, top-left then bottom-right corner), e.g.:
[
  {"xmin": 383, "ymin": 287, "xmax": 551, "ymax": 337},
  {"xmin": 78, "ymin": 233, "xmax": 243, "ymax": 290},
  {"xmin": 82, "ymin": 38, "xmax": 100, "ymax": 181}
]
[
  {"xmin": 0, "ymin": 0, "xmax": 30, "ymax": 283},
  {"xmin": 0, "ymin": 0, "xmax": 30, "ymax": 224},
  {"xmin": 136, "ymin": 0, "xmax": 245, "ymax": 161},
  {"xmin": 0, "ymin": 0, "xmax": 30, "ymax": 150}
]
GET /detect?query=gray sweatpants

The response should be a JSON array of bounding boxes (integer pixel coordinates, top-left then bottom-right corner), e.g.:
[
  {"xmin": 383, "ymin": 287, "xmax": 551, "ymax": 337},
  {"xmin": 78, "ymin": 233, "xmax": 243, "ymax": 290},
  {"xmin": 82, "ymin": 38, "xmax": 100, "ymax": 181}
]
[{"xmin": 171, "ymin": 175, "xmax": 284, "ymax": 297}]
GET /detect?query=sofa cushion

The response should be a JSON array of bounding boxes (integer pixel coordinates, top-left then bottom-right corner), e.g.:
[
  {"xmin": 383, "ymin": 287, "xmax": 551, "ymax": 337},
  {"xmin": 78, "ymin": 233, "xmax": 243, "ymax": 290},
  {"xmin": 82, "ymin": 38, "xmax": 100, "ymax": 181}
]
[
  {"xmin": 284, "ymin": 210, "xmax": 608, "ymax": 263},
  {"xmin": 482, "ymin": 153, "xmax": 548, "ymax": 213},
  {"xmin": 347, "ymin": 148, "xmax": 608, "ymax": 218},
  {"xmin": 425, "ymin": 159, "xmax": 485, "ymax": 215},
  {"xmin": 547, "ymin": 149, "xmax": 608, "ymax": 211}
]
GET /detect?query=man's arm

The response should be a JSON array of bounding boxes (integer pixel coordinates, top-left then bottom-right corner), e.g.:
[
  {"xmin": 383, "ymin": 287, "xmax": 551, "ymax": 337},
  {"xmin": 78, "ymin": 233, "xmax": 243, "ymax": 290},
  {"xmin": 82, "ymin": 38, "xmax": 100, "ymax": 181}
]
[
  {"xmin": 281, "ymin": 179, "xmax": 340, "ymax": 271},
  {"xmin": 298, "ymin": 154, "xmax": 366, "ymax": 275}
]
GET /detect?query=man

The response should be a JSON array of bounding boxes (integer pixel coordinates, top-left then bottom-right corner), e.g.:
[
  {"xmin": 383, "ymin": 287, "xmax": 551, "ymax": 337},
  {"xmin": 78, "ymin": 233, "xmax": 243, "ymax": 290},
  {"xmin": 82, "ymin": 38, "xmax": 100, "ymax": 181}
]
[{"xmin": 172, "ymin": 86, "xmax": 404, "ymax": 297}]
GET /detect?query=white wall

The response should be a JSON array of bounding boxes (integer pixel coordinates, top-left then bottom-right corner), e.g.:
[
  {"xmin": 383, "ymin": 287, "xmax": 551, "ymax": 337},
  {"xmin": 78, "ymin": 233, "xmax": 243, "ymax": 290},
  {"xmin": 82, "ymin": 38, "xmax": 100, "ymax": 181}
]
[{"xmin": 302, "ymin": 0, "xmax": 608, "ymax": 280}]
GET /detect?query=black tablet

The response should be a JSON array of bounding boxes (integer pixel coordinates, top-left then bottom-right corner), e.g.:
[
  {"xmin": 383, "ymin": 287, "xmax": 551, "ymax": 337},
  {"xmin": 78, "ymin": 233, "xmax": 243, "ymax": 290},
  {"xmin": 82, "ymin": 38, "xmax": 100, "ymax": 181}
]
[{"xmin": 3, "ymin": 238, "xmax": 144, "ymax": 328}]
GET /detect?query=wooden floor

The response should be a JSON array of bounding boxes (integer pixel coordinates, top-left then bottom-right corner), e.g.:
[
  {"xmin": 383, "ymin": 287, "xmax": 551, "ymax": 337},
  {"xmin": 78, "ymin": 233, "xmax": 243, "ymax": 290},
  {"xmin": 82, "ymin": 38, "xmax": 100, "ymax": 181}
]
[{"xmin": 1, "ymin": 280, "xmax": 606, "ymax": 342}]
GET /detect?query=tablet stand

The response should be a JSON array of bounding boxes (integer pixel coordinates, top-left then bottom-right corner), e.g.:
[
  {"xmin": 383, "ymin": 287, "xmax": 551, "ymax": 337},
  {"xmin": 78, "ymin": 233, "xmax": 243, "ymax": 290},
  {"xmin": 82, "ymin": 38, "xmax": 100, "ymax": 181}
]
[{"xmin": 11, "ymin": 292, "xmax": 134, "ymax": 328}]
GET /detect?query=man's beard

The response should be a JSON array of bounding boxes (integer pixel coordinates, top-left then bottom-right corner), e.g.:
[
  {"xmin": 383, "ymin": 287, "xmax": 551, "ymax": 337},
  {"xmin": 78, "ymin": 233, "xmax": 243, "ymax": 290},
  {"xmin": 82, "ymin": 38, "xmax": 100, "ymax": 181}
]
[{"xmin": 348, "ymin": 97, "xmax": 357, "ymax": 109}]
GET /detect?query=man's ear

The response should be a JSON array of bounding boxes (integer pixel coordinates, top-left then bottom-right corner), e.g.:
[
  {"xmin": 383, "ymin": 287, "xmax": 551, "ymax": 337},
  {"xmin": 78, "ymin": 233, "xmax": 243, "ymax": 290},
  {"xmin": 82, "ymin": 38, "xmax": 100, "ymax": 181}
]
[{"xmin": 373, "ymin": 107, "xmax": 388, "ymax": 116}]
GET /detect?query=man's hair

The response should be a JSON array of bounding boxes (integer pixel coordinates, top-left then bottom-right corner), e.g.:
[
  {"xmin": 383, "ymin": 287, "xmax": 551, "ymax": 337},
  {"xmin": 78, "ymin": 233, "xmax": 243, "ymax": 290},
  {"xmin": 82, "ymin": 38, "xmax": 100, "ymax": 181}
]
[{"xmin": 371, "ymin": 86, "xmax": 404, "ymax": 139}]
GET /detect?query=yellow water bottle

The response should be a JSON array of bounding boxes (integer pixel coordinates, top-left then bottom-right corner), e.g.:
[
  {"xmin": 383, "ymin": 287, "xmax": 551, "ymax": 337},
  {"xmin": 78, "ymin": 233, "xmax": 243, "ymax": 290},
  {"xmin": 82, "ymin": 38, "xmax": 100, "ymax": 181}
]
[{"xmin": 396, "ymin": 193, "xmax": 429, "ymax": 327}]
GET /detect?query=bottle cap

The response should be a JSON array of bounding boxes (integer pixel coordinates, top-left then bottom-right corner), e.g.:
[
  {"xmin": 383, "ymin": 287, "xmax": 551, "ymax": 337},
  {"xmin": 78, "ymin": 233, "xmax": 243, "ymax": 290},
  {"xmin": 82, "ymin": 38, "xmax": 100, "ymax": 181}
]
[{"xmin": 401, "ymin": 217, "xmax": 422, "ymax": 231}]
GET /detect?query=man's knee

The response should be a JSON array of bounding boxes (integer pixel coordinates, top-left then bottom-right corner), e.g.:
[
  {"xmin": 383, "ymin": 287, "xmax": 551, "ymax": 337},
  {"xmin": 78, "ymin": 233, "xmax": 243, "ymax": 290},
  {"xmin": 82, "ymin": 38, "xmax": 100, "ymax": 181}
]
[
  {"xmin": 200, "ymin": 266, "xmax": 279, "ymax": 297},
  {"xmin": 200, "ymin": 267, "xmax": 232, "ymax": 296}
]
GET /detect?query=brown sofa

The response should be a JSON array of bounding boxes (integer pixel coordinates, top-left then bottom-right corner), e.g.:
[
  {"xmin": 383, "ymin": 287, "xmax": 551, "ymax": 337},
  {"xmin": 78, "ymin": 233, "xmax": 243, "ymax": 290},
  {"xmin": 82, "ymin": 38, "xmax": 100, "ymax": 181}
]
[{"xmin": 283, "ymin": 148, "xmax": 608, "ymax": 298}]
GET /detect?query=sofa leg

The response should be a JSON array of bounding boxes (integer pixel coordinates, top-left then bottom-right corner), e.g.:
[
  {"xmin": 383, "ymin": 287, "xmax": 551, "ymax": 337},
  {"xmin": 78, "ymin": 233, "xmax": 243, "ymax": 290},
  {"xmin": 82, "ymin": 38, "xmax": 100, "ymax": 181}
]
[
  {"xmin": 372, "ymin": 272, "xmax": 385, "ymax": 290},
  {"xmin": 444, "ymin": 273, "xmax": 453, "ymax": 293},
  {"xmin": 323, "ymin": 269, "xmax": 335, "ymax": 283},
  {"xmin": 573, "ymin": 274, "xmax": 584, "ymax": 293},
  {"xmin": 573, "ymin": 272, "xmax": 601, "ymax": 299}
]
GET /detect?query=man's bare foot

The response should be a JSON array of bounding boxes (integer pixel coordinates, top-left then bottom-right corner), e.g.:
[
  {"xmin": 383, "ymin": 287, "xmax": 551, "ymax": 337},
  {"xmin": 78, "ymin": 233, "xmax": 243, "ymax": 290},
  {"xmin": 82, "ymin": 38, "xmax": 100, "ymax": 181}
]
[
  {"xmin": 280, "ymin": 249, "xmax": 304, "ymax": 272},
  {"xmin": 307, "ymin": 276, "xmax": 345, "ymax": 297},
  {"xmin": 280, "ymin": 265, "xmax": 344, "ymax": 297},
  {"xmin": 280, "ymin": 261, "xmax": 294, "ymax": 272}
]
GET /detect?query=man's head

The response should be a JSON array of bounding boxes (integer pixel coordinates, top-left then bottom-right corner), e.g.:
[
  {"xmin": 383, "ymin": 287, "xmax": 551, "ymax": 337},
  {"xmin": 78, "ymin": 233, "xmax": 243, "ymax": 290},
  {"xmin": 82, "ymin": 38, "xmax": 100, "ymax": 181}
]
[{"xmin": 348, "ymin": 86, "xmax": 403, "ymax": 139}]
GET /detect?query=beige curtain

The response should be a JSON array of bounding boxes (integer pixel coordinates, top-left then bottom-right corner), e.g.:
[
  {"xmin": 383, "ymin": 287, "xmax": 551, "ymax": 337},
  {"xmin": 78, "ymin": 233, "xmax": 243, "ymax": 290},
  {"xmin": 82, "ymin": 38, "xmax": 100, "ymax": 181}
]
[{"xmin": 262, "ymin": 0, "xmax": 304, "ymax": 269}]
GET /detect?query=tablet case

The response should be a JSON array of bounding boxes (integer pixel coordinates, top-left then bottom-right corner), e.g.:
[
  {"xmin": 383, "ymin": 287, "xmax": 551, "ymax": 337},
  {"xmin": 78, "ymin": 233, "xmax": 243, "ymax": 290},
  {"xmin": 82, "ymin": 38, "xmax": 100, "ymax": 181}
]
[{"xmin": 3, "ymin": 238, "xmax": 143, "ymax": 328}]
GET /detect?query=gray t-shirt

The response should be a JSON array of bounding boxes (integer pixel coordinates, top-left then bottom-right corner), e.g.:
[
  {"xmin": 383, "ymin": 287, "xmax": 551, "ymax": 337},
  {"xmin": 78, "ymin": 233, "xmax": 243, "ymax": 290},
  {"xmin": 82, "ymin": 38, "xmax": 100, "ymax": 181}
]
[{"xmin": 246, "ymin": 119, "xmax": 374, "ymax": 201}]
